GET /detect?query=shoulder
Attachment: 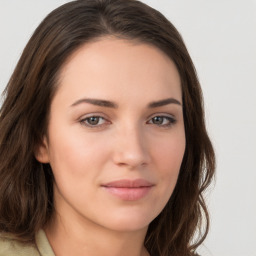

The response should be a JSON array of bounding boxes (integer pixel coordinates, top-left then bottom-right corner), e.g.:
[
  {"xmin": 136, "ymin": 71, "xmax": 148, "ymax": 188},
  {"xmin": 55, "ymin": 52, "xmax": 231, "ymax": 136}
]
[{"xmin": 0, "ymin": 233, "xmax": 40, "ymax": 256}]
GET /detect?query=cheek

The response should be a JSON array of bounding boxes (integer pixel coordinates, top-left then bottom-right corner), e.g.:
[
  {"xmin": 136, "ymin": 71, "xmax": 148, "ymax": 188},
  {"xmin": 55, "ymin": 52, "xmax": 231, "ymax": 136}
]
[
  {"xmin": 152, "ymin": 132, "xmax": 185, "ymax": 192},
  {"xmin": 154, "ymin": 129, "xmax": 185, "ymax": 167},
  {"xmin": 47, "ymin": 126, "xmax": 111, "ymax": 180},
  {"xmin": 46, "ymin": 132, "xmax": 106, "ymax": 207}
]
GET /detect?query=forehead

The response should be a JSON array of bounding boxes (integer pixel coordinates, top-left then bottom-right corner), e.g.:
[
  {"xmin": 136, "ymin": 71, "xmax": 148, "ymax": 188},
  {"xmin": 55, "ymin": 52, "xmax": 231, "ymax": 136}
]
[{"xmin": 55, "ymin": 37, "xmax": 182, "ymax": 105}]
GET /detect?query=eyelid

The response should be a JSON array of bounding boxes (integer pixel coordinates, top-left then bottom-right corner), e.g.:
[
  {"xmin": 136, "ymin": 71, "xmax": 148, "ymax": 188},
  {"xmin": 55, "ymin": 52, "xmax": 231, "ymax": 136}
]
[
  {"xmin": 78, "ymin": 112, "xmax": 109, "ymax": 120},
  {"xmin": 79, "ymin": 113, "xmax": 111, "ymax": 128},
  {"xmin": 146, "ymin": 113, "xmax": 177, "ymax": 127},
  {"xmin": 147, "ymin": 112, "xmax": 176, "ymax": 120},
  {"xmin": 78, "ymin": 112, "xmax": 177, "ymax": 129}
]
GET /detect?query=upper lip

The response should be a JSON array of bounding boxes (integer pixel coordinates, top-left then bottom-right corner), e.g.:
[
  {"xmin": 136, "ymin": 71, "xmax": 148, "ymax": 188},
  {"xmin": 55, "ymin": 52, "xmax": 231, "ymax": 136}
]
[{"xmin": 101, "ymin": 179, "xmax": 154, "ymax": 188}]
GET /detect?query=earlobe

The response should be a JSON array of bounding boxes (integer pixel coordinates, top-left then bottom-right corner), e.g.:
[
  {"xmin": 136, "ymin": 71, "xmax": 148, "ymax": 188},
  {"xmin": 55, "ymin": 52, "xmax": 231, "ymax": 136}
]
[{"xmin": 34, "ymin": 136, "xmax": 50, "ymax": 163}]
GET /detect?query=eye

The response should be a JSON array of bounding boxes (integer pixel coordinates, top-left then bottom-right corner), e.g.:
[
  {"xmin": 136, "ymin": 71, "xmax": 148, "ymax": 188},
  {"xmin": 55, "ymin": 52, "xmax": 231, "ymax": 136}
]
[
  {"xmin": 147, "ymin": 115, "xmax": 176, "ymax": 127},
  {"xmin": 80, "ymin": 116, "xmax": 109, "ymax": 128}
]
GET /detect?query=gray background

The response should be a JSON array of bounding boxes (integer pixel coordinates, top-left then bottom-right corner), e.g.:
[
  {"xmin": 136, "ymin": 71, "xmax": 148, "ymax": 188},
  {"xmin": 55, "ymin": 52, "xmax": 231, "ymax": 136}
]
[{"xmin": 0, "ymin": 1, "xmax": 256, "ymax": 255}]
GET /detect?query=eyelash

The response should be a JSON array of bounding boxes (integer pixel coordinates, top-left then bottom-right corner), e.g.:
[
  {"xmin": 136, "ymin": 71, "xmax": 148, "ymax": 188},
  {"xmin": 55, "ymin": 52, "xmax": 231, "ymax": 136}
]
[
  {"xmin": 147, "ymin": 115, "xmax": 176, "ymax": 127},
  {"xmin": 80, "ymin": 116, "xmax": 109, "ymax": 128},
  {"xmin": 79, "ymin": 114, "xmax": 176, "ymax": 128}
]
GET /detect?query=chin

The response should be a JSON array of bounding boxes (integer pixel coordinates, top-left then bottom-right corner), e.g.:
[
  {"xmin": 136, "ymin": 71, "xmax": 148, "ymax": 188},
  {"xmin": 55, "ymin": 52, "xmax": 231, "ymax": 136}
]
[{"xmin": 99, "ymin": 209, "xmax": 158, "ymax": 232}]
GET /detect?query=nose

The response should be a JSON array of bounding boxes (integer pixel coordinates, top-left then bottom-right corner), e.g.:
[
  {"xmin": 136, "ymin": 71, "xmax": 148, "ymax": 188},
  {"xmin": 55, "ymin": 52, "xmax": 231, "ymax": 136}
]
[{"xmin": 112, "ymin": 126, "xmax": 150, "ymax": 169}]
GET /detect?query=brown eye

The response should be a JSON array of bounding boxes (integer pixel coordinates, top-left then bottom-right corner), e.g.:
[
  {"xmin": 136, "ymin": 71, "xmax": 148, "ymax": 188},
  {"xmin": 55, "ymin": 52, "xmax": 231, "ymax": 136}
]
[
  {"xmin": 148, "ymin": 115, "xmax": 176, "ymax": 127},
  {"xmin": 152, "ymin": 116, "xmax": 164, "ymax": 125},
  {"xmin": 87, "ymin": 116, "xmax": 101, "ymax": 125},
  {"xmin": 80, "ymin": 116, "xmax": 108, "ymax": 127}
]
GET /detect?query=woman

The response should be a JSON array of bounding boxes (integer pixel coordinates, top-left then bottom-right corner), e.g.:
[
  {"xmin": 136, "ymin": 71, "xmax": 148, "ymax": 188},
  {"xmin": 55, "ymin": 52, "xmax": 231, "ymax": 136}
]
[{"xmin": 0, "ymin": 0, "xmax": 215, "ymax": 255}]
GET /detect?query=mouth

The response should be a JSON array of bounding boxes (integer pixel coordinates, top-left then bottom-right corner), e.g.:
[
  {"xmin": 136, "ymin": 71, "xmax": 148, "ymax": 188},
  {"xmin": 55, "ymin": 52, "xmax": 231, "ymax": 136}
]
[{"xmin": 101, "ymin": 179, "xmax": 154, "ymax": 201}]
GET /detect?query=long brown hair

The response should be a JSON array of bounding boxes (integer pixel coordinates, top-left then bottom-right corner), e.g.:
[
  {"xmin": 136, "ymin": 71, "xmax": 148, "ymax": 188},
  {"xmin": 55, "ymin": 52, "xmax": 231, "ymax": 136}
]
[{"xmin": 0, "ymin": 0, "xmax": 215, "ymax": 255}]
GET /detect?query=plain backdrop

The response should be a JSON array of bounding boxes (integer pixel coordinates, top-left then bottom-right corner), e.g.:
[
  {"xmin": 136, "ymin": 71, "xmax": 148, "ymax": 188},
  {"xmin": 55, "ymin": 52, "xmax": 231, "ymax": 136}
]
[{"xmin": 0, "ymin": 1, "xmax": 255, "ymax": 256}]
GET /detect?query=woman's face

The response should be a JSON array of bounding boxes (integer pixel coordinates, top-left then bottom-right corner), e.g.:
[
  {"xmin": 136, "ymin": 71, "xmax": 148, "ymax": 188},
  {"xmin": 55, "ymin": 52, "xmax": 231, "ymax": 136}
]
[{"xmin": 37, "ymin": 37, "xmax": 185, "ymax": 232}]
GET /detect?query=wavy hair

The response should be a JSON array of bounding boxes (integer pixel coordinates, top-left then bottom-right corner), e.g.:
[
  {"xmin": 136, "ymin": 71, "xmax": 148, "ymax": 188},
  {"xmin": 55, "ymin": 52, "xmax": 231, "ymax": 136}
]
[{"xmin": 0, "ymin": 0, "xmax": 215, "ymax": 255}]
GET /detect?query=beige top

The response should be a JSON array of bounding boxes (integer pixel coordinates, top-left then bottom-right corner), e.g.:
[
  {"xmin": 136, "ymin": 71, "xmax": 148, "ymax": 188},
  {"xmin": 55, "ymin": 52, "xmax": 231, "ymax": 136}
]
[{"xmin": 0, "ymin": 229, "xmax": 55, "ymax": 256}]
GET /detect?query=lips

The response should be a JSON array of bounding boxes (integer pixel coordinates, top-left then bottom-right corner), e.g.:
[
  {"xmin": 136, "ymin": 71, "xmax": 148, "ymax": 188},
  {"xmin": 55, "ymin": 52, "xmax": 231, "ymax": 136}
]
[{"xmin": 101, "ymin": 179, "xmax": 154, "ymax": 201}]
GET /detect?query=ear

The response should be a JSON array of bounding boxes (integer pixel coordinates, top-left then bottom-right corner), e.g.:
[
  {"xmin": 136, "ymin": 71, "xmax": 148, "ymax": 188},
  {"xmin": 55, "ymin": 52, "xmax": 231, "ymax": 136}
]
[{"xmin": 34, "ymin": 136, "xmax": 50, "ymax": 163}]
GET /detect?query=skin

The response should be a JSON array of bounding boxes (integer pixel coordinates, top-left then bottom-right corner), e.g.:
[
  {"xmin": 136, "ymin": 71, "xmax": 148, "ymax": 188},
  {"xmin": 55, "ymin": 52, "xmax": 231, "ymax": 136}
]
[{"xmin": 36, "ymin": 37, "xmax": 186, "ymax": 256}]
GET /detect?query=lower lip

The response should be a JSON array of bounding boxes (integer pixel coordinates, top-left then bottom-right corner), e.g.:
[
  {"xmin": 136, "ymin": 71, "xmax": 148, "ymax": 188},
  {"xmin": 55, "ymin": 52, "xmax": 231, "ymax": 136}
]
[{"xmin": 102, "ymin": 186, "xmax": 153, "ymax": 201}]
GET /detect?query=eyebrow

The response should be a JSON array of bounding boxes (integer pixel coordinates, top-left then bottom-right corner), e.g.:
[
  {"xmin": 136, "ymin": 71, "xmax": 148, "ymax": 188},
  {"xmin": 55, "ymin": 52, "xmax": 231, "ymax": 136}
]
[
  {"xmin": 147, "ymin": 98, "xmax": 182, "ymax": 108},
  {"xmin": 70, "ymin": 97, "xmax": 182, "ymax": 108},
  {"xmin": 70, "ymin": 98, "xmax": 118, "ymax": 108}
]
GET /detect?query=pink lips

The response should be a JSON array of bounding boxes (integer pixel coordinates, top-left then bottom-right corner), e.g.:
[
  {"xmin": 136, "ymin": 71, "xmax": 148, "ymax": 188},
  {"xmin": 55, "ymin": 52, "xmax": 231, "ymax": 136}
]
[{"xmin": 101, "ymin": 179, "xmax": 154, "ymax": 201}]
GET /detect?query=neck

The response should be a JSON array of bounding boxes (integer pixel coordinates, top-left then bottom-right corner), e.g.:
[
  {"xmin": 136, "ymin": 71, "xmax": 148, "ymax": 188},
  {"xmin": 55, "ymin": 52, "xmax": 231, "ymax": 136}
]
[{"xmin": 45, "ymin": 211, "xmax": 150, "ymax": 256}]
